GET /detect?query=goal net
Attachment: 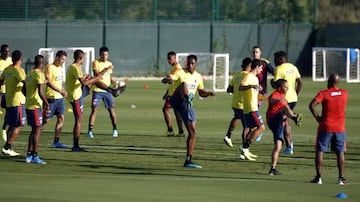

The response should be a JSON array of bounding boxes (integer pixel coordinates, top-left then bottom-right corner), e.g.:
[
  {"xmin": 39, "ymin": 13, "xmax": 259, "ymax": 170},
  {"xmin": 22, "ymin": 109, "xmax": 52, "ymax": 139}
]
[
  {"xmin": 176, "ymin": 53, "xmax": 229, "ymax": 92},
  {"xmin": 38, "ymin": 47, "xmax": 95, "ymax": 81},
  {"xmin": 312, "ymin": 47, "xmax": 360, "ymax": 83}
]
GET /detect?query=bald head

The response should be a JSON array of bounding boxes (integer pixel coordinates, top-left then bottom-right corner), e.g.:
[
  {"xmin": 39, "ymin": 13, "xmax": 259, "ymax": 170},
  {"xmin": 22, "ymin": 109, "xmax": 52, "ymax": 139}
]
[{"xmin": 327, "ymin": 73, "xmax": 340, "ymax": 88}]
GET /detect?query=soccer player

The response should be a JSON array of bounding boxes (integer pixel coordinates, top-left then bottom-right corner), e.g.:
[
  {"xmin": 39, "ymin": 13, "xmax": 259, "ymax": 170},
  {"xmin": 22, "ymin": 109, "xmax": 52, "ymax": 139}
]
[
  {"xmin": 162, "ymin": 51, "xmax": 184, "ymax": 137},
  {"xmin": 43, "ymin": 50, "xmax": 68, "ymax": 148},
  {"xmin": 266, "ymin": 79, "xmax": 302, "ymax": 175},
  {"xmin": 223, "ymin": 57, "xmax": 252, "ymax": 148},
  {"xmin": 309, "ymin": 73, "xmax": 348, "ymax": 185},
  {"xmin": 66, "ymin": 49, "xmax": 110, "ymax": 152},
  {"xmin": 164, "ymin": 54, "xmax": 215, "ymax": 168},
  {"xmin": 273, "ymin": 50, "xmax": 302, "ymax": 154},
  {"xmin": 87, "ymin": 46, "xmax": 121, "ymax": 138},
  {"xmin": 25, "ymin": 55, "xmax": 49, "ymax": 164},
  {"xmin": 0, "ymin": 50, "xmax": 26, "ymax": 156},
  {"xmin": 0, "ymin": 44, "xmax": 12, "ymax": 142},
  {"xmin": 239, "ymin": 59, "xmax": 266, "ymax": 161}
]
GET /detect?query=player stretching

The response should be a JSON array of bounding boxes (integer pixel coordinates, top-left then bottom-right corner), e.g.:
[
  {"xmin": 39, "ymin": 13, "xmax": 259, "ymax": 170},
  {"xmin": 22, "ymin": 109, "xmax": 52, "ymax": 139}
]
[
  {"xmin": 0, "ymin": 50, "xmax": 26, "ymax": 156},
  {"xmin": 273, "ymin": 51, "xmax": 302, "ymax": 154},
  {"xmin": 266, "ymin": 79, "xmax": 302, "ymax": 175},
  {"xmin": 309, "ymin": 73, "xmax": 348, "ymax": 185},
  {"xmin": 162, "ymin": 51, "xmax": 184, "ymax": 137},
  {"xmin": 164, "ymin": 54, "xmax": 215, "ymax": 168},
  {"xmin": 0, "ymin": 44, "xmax": 12, "ymax": 141},
  {"xmin": 66, "ymin": 49, "xmax": 110, "ymax": 152},
  {"xmin": 87, "ymin": 46, "xmax": 124, "ymax": 138},
  {"xmin": 43, "ymin": 50, "xmax": 68, "ymax": 148},
  {"xmin": 223, "ymin": 57, "xmax": 252, "ymax": 148},
  {"xmin": 25, "ymin": 55, "xmax": 49, "ymax": 164},
  {"xmin": 239, "ymin": 59, "xmax": 266, "ymax": 161}
]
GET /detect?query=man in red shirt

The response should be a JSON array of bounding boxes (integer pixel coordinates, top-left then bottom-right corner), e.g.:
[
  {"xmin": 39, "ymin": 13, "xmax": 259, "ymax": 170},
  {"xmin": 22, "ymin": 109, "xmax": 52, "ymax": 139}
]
[
  {"xmin": 309, "ymin": 73, "xmax": 348, "ymax": 185},
  {"xmin": 266, "ymin": 79, "xmax": 302, "ymax": 175}
]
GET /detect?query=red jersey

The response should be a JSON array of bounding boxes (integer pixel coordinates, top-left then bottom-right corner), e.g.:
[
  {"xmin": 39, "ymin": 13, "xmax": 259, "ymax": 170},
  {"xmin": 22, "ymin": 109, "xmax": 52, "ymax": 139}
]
[
  {"xmin": 266, "ymin": 90, "xmax": 287, "ymax": 120},
  {"xmin": 314, "ymin": 87, "xmax": 348, "ymax": 132}
]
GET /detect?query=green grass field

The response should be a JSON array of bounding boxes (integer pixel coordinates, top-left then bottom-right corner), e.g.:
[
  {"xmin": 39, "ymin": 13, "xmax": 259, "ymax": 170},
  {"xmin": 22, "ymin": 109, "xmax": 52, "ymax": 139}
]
[{"xmin": 0, "ymin": 78, "xmax": 359, "ymax": 202}]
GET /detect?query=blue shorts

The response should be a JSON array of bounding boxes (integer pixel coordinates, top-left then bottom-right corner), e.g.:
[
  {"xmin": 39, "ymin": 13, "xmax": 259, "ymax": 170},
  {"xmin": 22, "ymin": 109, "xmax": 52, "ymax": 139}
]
[
  {"xmin": 46, "ymin": 98, "xmax": 65, "ymax": 118},
  {"xmin": 267, "ymin": 113, "xmax": 286, "ymax": 143},
  {"xmin": 91, "ymin": 91, "xmax": 114, "ymax": 109},
  {"xmin": 6, "ymin": 104, "xmax": 26, "ymax": 127},
  {"xmin": 169, "ymin": 95, "xmax": 196, "ymax": 124},
  {"xmin": 288, "ymin": 102, "xmax": 297, "ymax": 110},
  {"xmin": 315, "ymin": 131, "xmax": 346, "ymax": 153},
  {"xmin": 232, "ymin": 108, "xmax": 247, "ymax": 128},
  {"xmin": 82, "ymin": 85, "xmax": 90, "ymax": 98},
  {"xmin": 26, "ymin": 108, "xmax": 43, "ymax": 127},
  {"xmin": 70, "ymin": 98, "xmax": 84, "ymax": 120},
  {"xmin": 0, "ymin": 93, "xmax": 6, "ymax": 108},
  {"xmin": 245, "ymin": 111, "xmax": 264, "ymax": 128}
]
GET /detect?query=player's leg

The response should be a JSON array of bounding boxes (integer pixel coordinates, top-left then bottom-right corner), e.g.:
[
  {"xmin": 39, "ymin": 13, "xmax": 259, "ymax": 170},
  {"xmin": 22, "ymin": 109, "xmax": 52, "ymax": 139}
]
[
  {"xmin": 107, "ymin": 108, "xmax": 118, "ymax": 137},
  {"xmin": 282, "ymin": 102, "xmax": 297, "ymax": 154},
  {"xmin": 269, "ymin": 140, "xmax": 283, "ymax": 175},
  {"xmin": 52, "ymin": 99, "xmax": 67, "ymax": 148},
  {"xmin": 174, "ymin": 109, "xmax": 184, "ymax": 136},
  {"xmin": 311, "ymin": 131, "xmax": 330, "ymax": 184},
  {"xmin": 26, "ymin": 108, "xmax": 46, "ymax": 164},
  {"xmin": 87, "ymin": 92, "xmax": 101, "ymax": 138},
  {"xmin": 2, "ymin": 105, "xmax": 25, "ymax": 156},
  {"xmin": 71, "ymin": 99, "xmax": 86, "ymax": 152},
  {"xmin": 1, "ymin": 94, "xmax": 7, "ymax": 141},
  {"xmin": 162, "ymin": 97, "xmax": 174, "ymax": 136},
  {"xmin": 224, "ymin": 108, "xmax": 241, "ymax": 147},
  {"xmin": 94, "ymin": 80, "xmax": 123, "ymax": 97},
  {"xmin": 332, "ymin": 132, "xmax": 348, "ymax": 185},
  {"xmin": 183, "ymin": 106, "xmax": 201, "ymax": 168},
  {"xmin": 268, "ymin": 114, "xmax": 285, "ymax": 175}
]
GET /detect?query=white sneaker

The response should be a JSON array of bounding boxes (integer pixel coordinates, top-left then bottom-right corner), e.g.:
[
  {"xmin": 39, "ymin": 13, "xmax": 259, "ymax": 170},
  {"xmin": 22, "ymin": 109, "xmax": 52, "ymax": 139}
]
[
  {"xmin": 112, "ymin": 129, "xmax": 118, "ymax": 137},
  {"xmin": 2, "ymin": 148, "xmax": 20, "ymax": 156},
  {"xmin": 1, "ymin": 130, "xmax": 6, "ymax": 142},
  {"xmin": 240, "ymin": 148, "xmax": 256, "ymax": 161},
  {"xmin": 224, "ymin": 136, "xmax": 233, "ymax": 148},
  {"xmin": 87, "ymin": 131, "xmax": 94, "ymax": 138}
]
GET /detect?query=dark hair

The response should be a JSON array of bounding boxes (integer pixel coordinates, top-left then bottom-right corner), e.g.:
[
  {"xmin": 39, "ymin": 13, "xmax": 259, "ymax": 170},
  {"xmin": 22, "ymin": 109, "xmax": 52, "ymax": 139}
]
[
  {"xmin": 1, "ymin": 44, "xmax": 9, "ymax": 52},
  {"xmin": 252, "ymin": 46, "xmax": 260, "ymax": 50},
  {"xmin": 100, "ymin": 46, "xmax": 109, "ymax": 53},
  {"xmin": 56, "ymin": 50, "xmax": 67, "ymax": 58},
  {"xmin": 241, "ymin": 57, "xmax": 252, "ymax": 69},
  {"xmin": 34, "ymin": 55, "xmax": 44, "ymax": 67},
  {"xmin": 167, "ymin": 51, "xmax": 176, "ymax": 58},
  {"xmin": 274, "ymin": 50, "xmax": 286, "ymax": 58},
  {"xmin": 187, "ymin": 54, "xmax": 197, "ymax": 62},
  {"xmin": 74, "ymin": 49, "xmax": 84, "ymax": 60},
  {"xmin": 275, "ymin": 79, "xmax": 287, "ymax": 89},
  {"xmin": 11, "ymin": 50, "xmax": 22, "ymax": 63},
  {"xmin": 251, "ymin": 59, "xmax": 261, "ymax": 70}
]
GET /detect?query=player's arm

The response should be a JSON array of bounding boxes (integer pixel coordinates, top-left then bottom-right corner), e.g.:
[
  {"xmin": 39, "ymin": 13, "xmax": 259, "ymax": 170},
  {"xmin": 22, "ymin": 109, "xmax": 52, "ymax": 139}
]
[
  {"xmin": 295, "ymin": 77, "xmax": 302, "ymax": 95},
  {"xmin": 45, "ymin": 66, "xmax": 67, "ymax": 97},
  {"xmin": 239, "ymin": 83, "xmax": 262, "ymax": 91},
  {"xmin": 38, "ymin": 83, "xmax": 49, "ymax": 108},
  {"xmin": 258, "ymin": 94, "xmax": 268, "ymax": 100},
  {"xmin": 198, "ymin": 89, "xmax": 215, "ymax": 97},
  {"xmin": 267, "ymin": 63, "xmax": 275, "ymax": 75},
  {"xmin": 0, "ymin": 79, "xmax": 4, "ymax": 87},
  {"xmin": 21, "ymin": 80, "xmax": 26, "ymax": 96},
  {"xmin": 309, "ymin": 98, "xmax": 322, "ymax": 122}
]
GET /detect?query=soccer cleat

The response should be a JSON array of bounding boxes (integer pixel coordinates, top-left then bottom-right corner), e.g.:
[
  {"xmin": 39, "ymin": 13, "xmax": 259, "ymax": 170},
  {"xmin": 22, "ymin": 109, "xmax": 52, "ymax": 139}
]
[
  {"xmin": 163, "ymin": 131, "xmax": 175, "ymax": 137},
  {"xmin": 87, "ymin": 131, "xmax": 94, "ymax": 138},
  {"xmin": 255, "ymin": 133, "xmax": 264, "ymax": 142},
  {"xmin": 31, "ymin": 156, "xmax": 46, "ymax": 164},
  {"xmin": 184, "ymin": 161, "xmax": 202, "ymax": 169},
  {"xmin": 25, "ymin": 155, "xmax": 32, "ymax": 163},
  {"xmin": 224, "ymin": 136, "xmax": 233, "ymax": 148},
  {"xmin": 2, "ymin": 148, "xmax": 20, "ymax": 156},
  {"xmin": 52, "ymin": 142, "xmax": 68, "ymax": 148},
  {"xmin": 175, "ymin": 132, "xmax": 185, "ymax": 137},
  {"xmin": 293, "ymin": 113, "xmax": 303, "ymax": 127},
  {"xmin": 269, "ymin": 168, "xmax": 282, "ymax": 175},
  {"xmin": 112, "ymin": 129, "xmax": 119, "ymax": 137},
  {"xmin": 281, "ymin": 147, "xmax": 293, "ymax": 155},
  {"xmin": 338, "ymin": 177, "xmax": 349, "ymax": 185},
  {"xmin": 310, "ymin": 176, "xmax": 322, "ymax": 184},
  {"xmin": 71, "ymin": 146, "xmax": 88, "ymax": 152},
  {"xmin": 240, "ymin": 148, "xmax": 256, "ymax": 161},
  {"xmin": 2, "ymin": 129, "xmax": 6, "ymax": 141}
]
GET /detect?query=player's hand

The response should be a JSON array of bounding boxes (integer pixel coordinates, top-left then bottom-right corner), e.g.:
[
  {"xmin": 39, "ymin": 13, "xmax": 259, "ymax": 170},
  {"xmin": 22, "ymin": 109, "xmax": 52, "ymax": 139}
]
[{"xmin": 61, "ymin": 89, "xmax": 68, "ymax": 98}]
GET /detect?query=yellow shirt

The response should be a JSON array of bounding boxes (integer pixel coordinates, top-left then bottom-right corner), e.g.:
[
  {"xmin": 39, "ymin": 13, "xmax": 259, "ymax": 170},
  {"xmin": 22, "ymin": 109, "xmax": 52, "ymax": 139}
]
[
  {"xmin": 92, "ymin": 59, "xmax": 112, "ymax": 92},
  {"xmin": 182, "ymin": 70, "xmax": 204, "ymax": 96},
  {"xmin": 45, "ymin": 63, "xmax": 64, "ymax": 99},
  {"xmin": 230, "ymin": 71, "xmax": 249, "ymax": 109},
  {"xmin": 274, "ymin": 62, "xmax": 301, "ymax": 103},
  {"xmin": 0, "ymin": 65, "xmax": 26, "ymax": 107},
  {"xmin": 25, "ymin": 68, "xmax": 45, "ymax": 110},
  {"xmin": 66, "ymin": 63, "xmax": 83, "ymax": 102},
  {"xmin": 167, "ymin": 63, "xmax": 183, "ymax": 96},
  {"xmin": 0, "ymin": 57, "xmax": 12, "ymax": 93},
  {"xmin": 242, "ymin": 73, "xmax": 259, "ymax": 113}
]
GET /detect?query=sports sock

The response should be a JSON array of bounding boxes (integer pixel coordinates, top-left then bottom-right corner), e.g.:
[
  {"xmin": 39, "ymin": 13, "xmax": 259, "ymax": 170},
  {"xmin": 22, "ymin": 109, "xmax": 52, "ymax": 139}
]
[
  {"xmin": 54, "ymin": 137, "xmax": 59, "ymax": 143},
  {"xmin": 226, "ymin": 128, "xmax": 234, "ymax": 138},
  {"xmin": 27, "ymin": 150, "xmax": 32, "ymax": 156},
  {"xmin": 88, "ymin": 125, "xmax": 93, "ymax": 132},
  {"xmin": 186, "ymin": 155, "xmax": 192, "ymax": 162},
  {"xmin": 32, "ymin": 152, "xmax": 38, "ymax": 157},
  {"xmin": 113, "ymin": 124, "xmax": 117, "ymax": 130},
  {"xmin": 4, "ymin": 143, "xmax": 11, "ymax": 150},
  {"xmin": 243, "ymin": 140, "xmax": 251, "ymax": 148},
  {"xmin": 168, "ymin": 127, "xmax": 173, "ymax": 132},
  {"xmin": 73, "ymin": 137, "xmax": 79, "ymax": 148}
]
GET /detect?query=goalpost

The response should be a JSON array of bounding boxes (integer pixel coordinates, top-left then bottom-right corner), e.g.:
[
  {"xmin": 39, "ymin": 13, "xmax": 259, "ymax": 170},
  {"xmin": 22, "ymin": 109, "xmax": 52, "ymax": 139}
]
[
  {"xmin": 38, "ymin": 47, "xmax": 95, "ymax": 81},
  {"xmin": 176, "ymin": 53, "xmax": 230, "ymax": 92},
  {"xmin": 312, "ymin": 47, "xmax": 360, "ymax": 83}
]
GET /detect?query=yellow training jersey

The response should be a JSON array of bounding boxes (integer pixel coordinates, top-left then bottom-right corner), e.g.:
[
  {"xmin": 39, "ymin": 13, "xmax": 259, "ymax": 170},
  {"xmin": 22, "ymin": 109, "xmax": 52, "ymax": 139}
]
[
  {"xmin": 167, "ymin": 63, "xmax": 184, "ymax": 96},
  {"xmin": 66, "ymin": 63, "xmax": 83, "ymax": 102},
  {"xmin": 92, "ymin": 59, "xmax": 112, "ymax": 92},
  {"xmin": 45, "ymin": 63, "xmax": 64, "ymax": 99},
  {"xmin": 0, "ymin": 56, "xmax": 12, "ymax": 93},
  {"xmin": 274, "ymin": 62, "xmax": 301, "ymax": 103},
  {"xmin": 182, "ymin": 70, "xmax": 204, "ymax": 96},
  {"xmin": 25, "ymin": 68, "xmax": 45, "ymax": 110},
  {"xmin": 0, "ymin": 65, "xmax": 26, "ymax": 107},
  {"xmin": 230, "ymin": 71, "xmax": 249, "ymax": 109},
  {"xmin": 242, "ymin": 73, "xmax": 259, "ymax": 113}
]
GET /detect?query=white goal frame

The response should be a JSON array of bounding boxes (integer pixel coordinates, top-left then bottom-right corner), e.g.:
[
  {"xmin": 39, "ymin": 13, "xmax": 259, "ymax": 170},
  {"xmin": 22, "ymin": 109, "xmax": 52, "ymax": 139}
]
[
  {"xmin": 312, "ymin": 47, "xmax": 360, "ymax": 83},
  {"xmin": 176, "ymin": 53, "xmax": 229, "ymax": 92},
  {"xmin": 38, "ymin": 47, "xmax": 95, "ymax": 81}
]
